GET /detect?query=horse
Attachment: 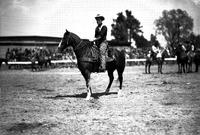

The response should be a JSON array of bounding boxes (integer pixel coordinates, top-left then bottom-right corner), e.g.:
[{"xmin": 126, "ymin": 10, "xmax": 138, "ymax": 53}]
[
  {"xmin": 145, "ymin": 47, "xmax": 170, "ymax": 74},
  {"xmin": 30, "ymin": 50, "xmax": 52, "ymax": 71},
  {"xmin": 193, "ymin": 49, "xmax": 200, "ymax": 72},
  {"xmin": 174, "ymin": 45, "xmax": 188, "ymax": 73},
  {"xmin": 186, "ymin": 50, "xmax": 195, "ymax": 73},
  {"xmin": 57, "ymin": 29, "xmax": 126, "ymax": 100},
  {"xmin": 145, "ymin": 50, "xmax": 153, "ymax": 74}
]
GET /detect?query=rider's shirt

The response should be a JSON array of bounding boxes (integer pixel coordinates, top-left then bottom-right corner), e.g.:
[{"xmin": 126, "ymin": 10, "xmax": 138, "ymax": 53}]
[
  {"xmin": 95, "ymin": 24, "xmax": 107, "ymax": 47},
  {"xmin": 156, "ymin": 50, "xmax": 162, "ymax": 58},
  {"xmin": 191, "ymin": 45, "xmax": 195, "ymax": 51},
  {"xmin": 152, "ymin": 45, "xmax": 159, "ymax": 53}
]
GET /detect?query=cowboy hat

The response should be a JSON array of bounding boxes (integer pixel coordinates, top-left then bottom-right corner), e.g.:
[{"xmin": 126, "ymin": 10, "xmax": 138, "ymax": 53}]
[{"xmin": 95, "ymin": 14, "xmax": 105, "ymax": 21}]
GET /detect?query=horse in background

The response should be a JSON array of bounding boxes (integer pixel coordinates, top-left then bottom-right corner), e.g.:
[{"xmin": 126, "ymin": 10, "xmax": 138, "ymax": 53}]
[
  {"xmin": 193, "ymin": 49, "xmax": 200, "ymax": 72},
  {"xmin": 174, "ymin": 44, "xmax": 188, "ymax": 73},
  {"xmin": 156, "ymin": 47, "xmax": 170, "ymax": 73},
  {"xmin": 145, "ymin": 50, "xmax": 153, "ymax": 74},
  {"xmin": 145, "ymin": 47, "xmax": 170, "ymax": 74},
  {"xmin": 185, "ymin": 43, "xmax": 200, "ymax": 73},
  {"xmin": 186, "ymin": 45, "xmax": 196, "ymax": 73},
  {"xmin": 30, "ymin": 49, "xmax": 52, "ymax": 71},
  {"xmin": 57, "ymin": 29, "xmax": 126, "ymax": 100}
]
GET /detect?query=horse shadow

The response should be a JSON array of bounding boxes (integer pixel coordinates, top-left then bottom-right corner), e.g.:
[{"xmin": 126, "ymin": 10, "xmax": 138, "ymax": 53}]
[{"xmin": 45, "ymin": 92, "xmax": 117, "ymax": 99}]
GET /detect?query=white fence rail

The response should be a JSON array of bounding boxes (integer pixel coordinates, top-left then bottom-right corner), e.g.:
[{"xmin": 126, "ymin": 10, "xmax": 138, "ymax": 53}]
[{"xmin": 3, "ymin": 58, "xmax": 177, "ymax": 65}]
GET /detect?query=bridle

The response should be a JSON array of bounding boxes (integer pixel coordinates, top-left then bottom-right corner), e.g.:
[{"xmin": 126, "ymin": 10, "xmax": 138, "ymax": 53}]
[{"xmin": 58, "ymin": 32, "xmax": 71, "ymax": 51}]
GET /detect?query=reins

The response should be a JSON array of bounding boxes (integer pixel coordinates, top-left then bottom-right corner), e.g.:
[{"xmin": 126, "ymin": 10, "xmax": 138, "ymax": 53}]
[
  {"xmin": 68, "ymin": 32, "xmax": 83, "ymax": 51},
  {"xmin": 74, "ymin": 40, "xmax": 83, "ymax": 51}
]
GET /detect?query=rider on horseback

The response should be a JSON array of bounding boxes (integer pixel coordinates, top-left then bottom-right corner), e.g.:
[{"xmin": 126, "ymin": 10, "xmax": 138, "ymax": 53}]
[
  {"xmin": 151, "ymin": 41, "xmax": 160, "ymax": 60},
  {"xmin": 93, "ymin": 14, "xmax": 108, "ymax": 72}
]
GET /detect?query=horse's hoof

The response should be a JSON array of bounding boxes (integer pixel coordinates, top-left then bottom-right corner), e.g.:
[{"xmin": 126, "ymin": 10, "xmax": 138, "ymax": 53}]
[
  {"xmin": 118, "ymin": 89, "xmax": 123, "ymax": 97},
  {"xmin": 105, "ymin": 89, "xmax": 110, "ymax": 94},
  {"xmin": 85, "ymin": 94, "xmax": 92, "ymax": 100},
  {"xmin": 85, "ymin": 97, "xmax": 91, "ymax": 100}
]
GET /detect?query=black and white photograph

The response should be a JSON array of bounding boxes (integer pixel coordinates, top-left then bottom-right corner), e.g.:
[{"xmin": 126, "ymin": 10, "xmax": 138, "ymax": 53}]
[{"xmin": 0, "ymin": 0, "xmax": 200, "ymax": 134}]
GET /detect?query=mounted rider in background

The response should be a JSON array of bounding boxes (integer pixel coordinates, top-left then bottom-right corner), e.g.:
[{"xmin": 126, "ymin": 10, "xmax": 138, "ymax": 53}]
[{"xmin": 151, "ymin": 41, "xmax": 160, "ymax": 60}]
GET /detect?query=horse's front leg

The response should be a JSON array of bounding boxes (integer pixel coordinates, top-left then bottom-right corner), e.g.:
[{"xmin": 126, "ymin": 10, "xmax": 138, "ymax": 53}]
[
  {"xmin": 82, "ymin": 71, "xmax": 92, "ymax": 100},
  {"xmin": 148, "ymin": 63, "xmax": 151, "ymax": 74},
  {"xmin": 160, "ymin": 63, "xmax": 163, "ymax": 74},
  {"xmin": 85, "ymin": 78, "xmax": 92, "ymax": 100},
  {"xmin": 145, "ymin": 61, "xmax": 148, "ymax": 74}
]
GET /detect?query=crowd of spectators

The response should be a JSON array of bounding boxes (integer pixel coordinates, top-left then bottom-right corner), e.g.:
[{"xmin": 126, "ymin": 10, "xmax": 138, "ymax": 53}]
[
  {"xmin": 5, "ymin": 47, "xmax": 66, "ymax": 62},
  {"xmin": 5, "ymin": 47, "xmax": 148, "ymax": 62},
  {"xmin": 125, "ymin": 47, "xmax": 149, "ymax": 59}
]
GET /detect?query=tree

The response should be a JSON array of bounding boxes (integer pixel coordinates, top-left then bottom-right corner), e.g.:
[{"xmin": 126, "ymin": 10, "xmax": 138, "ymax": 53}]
[
  {"xmin": 111, "ymin": 10, "xmax": 147, "ymax": 48},
  {"xmin": 154, "ymin": 9, "xmax": 193, "ymax": 50}
]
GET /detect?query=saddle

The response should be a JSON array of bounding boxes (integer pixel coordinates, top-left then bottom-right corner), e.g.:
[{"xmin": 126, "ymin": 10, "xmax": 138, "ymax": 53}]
[{"xmin": 78, "ymin": 40, "xmax": 114, "ymax": 63}]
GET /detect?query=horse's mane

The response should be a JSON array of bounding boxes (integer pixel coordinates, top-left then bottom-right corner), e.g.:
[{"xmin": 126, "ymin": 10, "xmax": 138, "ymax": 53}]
[{"xmin": 70, "ymin": 33, "xmax": 99, "ymax": 60}]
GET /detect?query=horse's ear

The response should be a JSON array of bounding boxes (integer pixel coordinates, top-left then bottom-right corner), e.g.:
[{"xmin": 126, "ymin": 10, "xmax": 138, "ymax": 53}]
[{"xmin": 65, "ymin": 29, "xmax": 70, "ymax": 35}]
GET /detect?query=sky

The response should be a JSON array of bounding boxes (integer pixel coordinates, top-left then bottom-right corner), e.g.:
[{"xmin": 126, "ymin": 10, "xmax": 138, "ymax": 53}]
[{"xmin": 0, "ymin": 0, "xmax": 200, "ymax": 44}]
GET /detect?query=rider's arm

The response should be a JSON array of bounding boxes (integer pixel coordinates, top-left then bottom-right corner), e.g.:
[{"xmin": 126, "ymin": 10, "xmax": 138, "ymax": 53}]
[
  {"xmin": 182, "ymin": 45, "xmax": 186, "ymax": 51},
  {"xmin": 152, "ymin": 46, "xmax": 158, "ymax": 53}
]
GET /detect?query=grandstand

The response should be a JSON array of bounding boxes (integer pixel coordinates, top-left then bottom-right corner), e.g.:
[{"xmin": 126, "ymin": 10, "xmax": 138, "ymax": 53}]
[{"xmin": 0, "ymin": 36, "xmax": 61, "ymax": 58}]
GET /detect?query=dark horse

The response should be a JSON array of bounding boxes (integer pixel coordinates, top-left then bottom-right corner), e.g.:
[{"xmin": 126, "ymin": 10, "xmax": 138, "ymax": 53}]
[
  {"xmin": 193, "ymin": 49, "xmax": 200, "ymax": 72},
  {"xmin": 30, "ymin": 51, "xmax": 51, "ymax": 71},
  {"xmin": 57, "ymin": 30, "xmax": 126, "ymax": 100},
  {"xmin": 187, "ymin": 50, "xmax": 195, "ymax": 73},
  {"xmin": 145, "ymin": 47, "xmax": 170, "ymax": 74},
  {"xmin": 174, "ymin": 45, "xmax": 188, "ymax": 73}
]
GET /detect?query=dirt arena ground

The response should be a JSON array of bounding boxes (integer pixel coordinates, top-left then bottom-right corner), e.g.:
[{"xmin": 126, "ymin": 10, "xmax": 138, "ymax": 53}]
[{"xmin": 0, "ymin": 65, "xmax": 200, "ymax": 135}]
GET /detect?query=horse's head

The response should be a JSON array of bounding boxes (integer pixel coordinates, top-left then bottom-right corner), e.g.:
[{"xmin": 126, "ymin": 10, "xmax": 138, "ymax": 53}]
[{"xmin": 57, "ymin": 29, "xmax": 71, "ymax": 53}]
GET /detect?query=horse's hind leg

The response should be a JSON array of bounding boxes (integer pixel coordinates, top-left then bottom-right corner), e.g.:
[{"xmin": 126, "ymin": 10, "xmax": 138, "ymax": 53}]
[
  {"xmin": 117, "ymin": 70, "xmax": 124, "ymax": 97},
  {"xmin": 145, "ymin": 61, "xmax": 148, "ymax": 73},
  {"xmin": 105, "ymin": 70, "xmax": 114, "ymax": 93},
  {"xmin": 145, "ymin": 62, "xmax": 149, "ymax": 74},
  {"xmin": 148, "ymin": 63, "xmax": 151, "ymax": 74},
  {"xmin": 178, "ymin": 64, "xmax": 181, "ymax": 73},
  {"xmin": 195, "ymin": 63, "xmax": 199, "ymax": 72},
  {"xmin": 182, "ymin": 64, "xmax": 186, "ymax": 73},
  {"xmin": 118, "ymin": 71, "xmax": 123, "ymax": 89}
]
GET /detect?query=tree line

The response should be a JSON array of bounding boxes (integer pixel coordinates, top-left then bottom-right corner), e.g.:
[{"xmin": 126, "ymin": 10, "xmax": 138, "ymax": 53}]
[{"xmin": 111, "ymin": 9, "xmax": 200, "ymax": 50}]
